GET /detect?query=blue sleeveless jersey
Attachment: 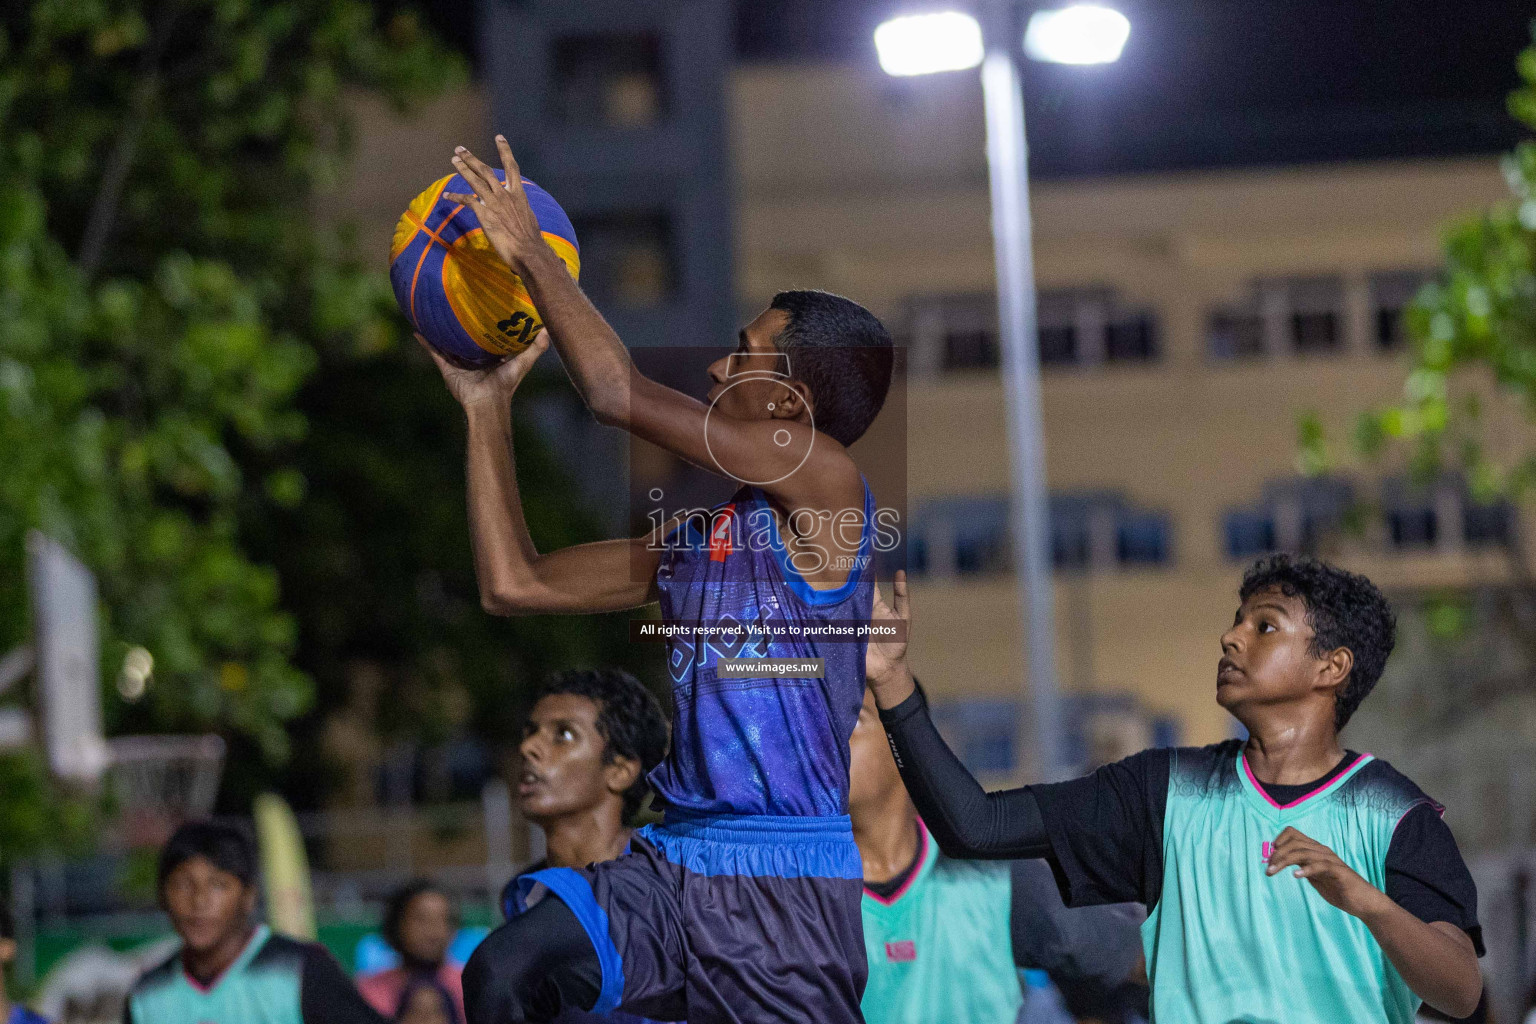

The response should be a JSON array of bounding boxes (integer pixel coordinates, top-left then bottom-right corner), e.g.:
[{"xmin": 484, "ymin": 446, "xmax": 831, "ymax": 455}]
[{"xmin": 649, "ymin": 483, "xmax": 876, "ymax": 818}]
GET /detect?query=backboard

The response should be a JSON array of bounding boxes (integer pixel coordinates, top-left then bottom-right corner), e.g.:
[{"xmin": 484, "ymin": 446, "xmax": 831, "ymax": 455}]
[{"xmin": 26, "ymin": 531, "xmax": 107, "ymax": 786}]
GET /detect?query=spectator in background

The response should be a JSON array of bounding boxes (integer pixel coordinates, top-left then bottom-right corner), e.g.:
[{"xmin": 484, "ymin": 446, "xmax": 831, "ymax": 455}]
[
  {"xmin": 124, "ymin": 820, "xmax": 384, "ymax": 1024},
  {"xmin": 0, "ymin": 905, "xmax": 47, "ymax": 1024},
  {"xmin": 479, "ymin": 668, "xmax": 670, "ymax": 1024},
  {"xmin": 359, "ymin": 882, "xmax": 464, "ymax": 1022},
  {"xmin": 395, "ymin": 975, "xmax": 460, "ymax": 1024}
]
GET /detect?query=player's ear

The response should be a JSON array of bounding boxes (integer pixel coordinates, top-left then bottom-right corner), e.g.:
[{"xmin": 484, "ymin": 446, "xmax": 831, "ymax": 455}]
[
  {"xmin": 605, "ymin": 753, "xmax": 641, "ymax": 796},
  {"xmin": 770, "ymin": 379, "xmax": 813, "ymax": 421},
  {"xmin": 1319, "ymin": 645, "xmax": 1353, "ymax": 694}
]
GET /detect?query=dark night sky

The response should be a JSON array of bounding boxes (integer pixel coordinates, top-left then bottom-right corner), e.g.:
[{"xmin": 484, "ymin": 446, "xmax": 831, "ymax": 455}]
[{"xmin": 412, "ymin": 0, "xmax": 1532, "ymax": 176}]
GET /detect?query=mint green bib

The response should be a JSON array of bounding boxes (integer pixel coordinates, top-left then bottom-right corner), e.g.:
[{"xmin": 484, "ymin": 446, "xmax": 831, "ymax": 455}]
[
  {"xmin": 860, "ymin": 825, "xmax": 1023, "ymax": 1024},
  {"xmin": 1145, "ymin": 748, "xmax": 1423, "ymax": 1024},
  {"xmin": 129, "ymin": 925, "xmax": 305, "ymax": 1024}
]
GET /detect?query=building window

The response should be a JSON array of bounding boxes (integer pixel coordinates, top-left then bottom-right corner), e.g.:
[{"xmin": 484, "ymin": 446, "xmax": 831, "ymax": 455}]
[
  {"xmin": 911, "ymin": 289, "xmax": 1157, "ymax": 373},
  {"xmin": 568, "ymin": 211, "xmax": 675, "ymax": 305},
  {"xmin": 1371, "ymin": 271, "xmax": 1431, "ymax": 352},
  {"xmin": 1207, "ymin": 303, "xmax": 1265, "ymax": 361},
  {"xmin": 908, "ymin": 536, "xmax": 929, "ymax": 574},
  {"xmin": 1037, "ymin": 323, "xmax": 1077, "ymax": 365},
  {"xmin": 1387, "ymin": 504, "xmax": 1438, "ymax": 549},
  {"xmin": 551, "ymin": 33, "xmax": 666, "ymax": 128},
  {"xmin": 1036, "ymin": 291, "xmax": 1078, "ymax": 366},
  {"xmin": 944, "ymin": 328, "xmax": 997, "ymax": 370},
  {"xmin": 1053, "ymin": 493, "xmax": 1170, "ymax": 570},
  {"xmin": 1289, "ymin": 277, "xmax": 1343, "ymax": 354},
  {"xmin": 955, "ymin": 519, "xmax": 1010, "ymax": 574},
  {"xmin": 912, "ymin": 492, "xmax": 1168, "ymax": 576},
  {"xmin": 1208, "ymin": 276, "xmax": 1345, "ymax": 359},
  {"xmin": 1382, "ymin": 477, "xmax": 1514, "ymax": 551},
  {"xmin": 1223, "ymin": 477, "xmax": 1353, "ymax": 558},
  {"xmin": 1106, "ymin": 313, "xmax": 1158, "ymax": 362},
  {"xmin": 1464, "ymin": 500, "xmax": 1513, "ymax": 546},
  {"xmin": 1118, "ymin": 512, "xmax": 1171, "ymax": 565},
  {"xmin": 924, "ymin": 295, "xmax": 998, "ymax": 371},
  {"xmin": 1051, "ymin": 501, "xmax": 1091, "ymax": 570},
  {"xmin": 908, "ymin": 495, "xmax": 1010, "ymax": 577},
  {"xmin": 1382, "ymin": 477, "xmax": 1442, "ymax": 551},
  {"xmin": 1224, "ymin": 510, "xmax": 1277, "ymax": 560},
  {"xmin": 1038, "ymin": 288, "xmax": 1158, "ymax": 367}
]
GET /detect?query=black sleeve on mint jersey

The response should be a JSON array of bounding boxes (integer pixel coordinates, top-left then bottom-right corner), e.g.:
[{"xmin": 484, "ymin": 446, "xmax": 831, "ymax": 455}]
[
  {"xmin": 300, "ymin": 942, "xmax": 388, "ymax": 1024},
  {"xmin": 1030, "ymin": 747, "xmax": 1171, "ymax": 909},
  {"xmin": 878, "ymin": 685, "xmax": 1051, "ymax": 859},
  {"xmin": 1386, "ymin": 802, "xmax": 1485, "ymax": 956}
]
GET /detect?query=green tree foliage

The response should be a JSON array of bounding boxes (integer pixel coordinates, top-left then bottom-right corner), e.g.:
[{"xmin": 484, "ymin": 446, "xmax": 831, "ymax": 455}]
[
  {"xmin": 1298, "ymin": 26, "xmax": 1536, "ymax": 734},
  {"xmin": 1303, "ymin": 27, "xmax": 1536, "ymax": 505},
  {"xmin": 1, "ymin": 0, "xmax": 658, "ymax": 830},
  {"xmin": 0, "ymin": 0, "xmax": 457, "ymax": 834}
]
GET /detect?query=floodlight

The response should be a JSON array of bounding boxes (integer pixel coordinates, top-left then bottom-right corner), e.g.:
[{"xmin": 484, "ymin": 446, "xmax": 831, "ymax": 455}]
[
  {"xmin": 1024, "ymin": 5, "xmax": 1130, "ymax": 65},
  {"xmin": 874, "ymin": 12, "xmax": 984, "ymax": 77}
]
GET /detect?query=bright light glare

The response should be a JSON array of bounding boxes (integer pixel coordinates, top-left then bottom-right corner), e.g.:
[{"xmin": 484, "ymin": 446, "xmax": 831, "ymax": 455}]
[
  {"xmin": 875, "ymin": 12, "xmax": 984, "ymax": 77},
  {"xmin": 1024, "ymin": 5, "xmax": 1130, "ymax": 65}
]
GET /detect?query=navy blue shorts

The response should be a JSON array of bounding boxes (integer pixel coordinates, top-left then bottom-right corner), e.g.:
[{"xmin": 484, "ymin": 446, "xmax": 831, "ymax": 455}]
[{"xmin": 510, "ymin": 813, "xmax": 867, "ymax": 1024}]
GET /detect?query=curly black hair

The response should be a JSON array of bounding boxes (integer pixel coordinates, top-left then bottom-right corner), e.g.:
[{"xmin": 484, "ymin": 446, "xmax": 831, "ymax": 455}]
[
  {"xmin": 1239, "ymin": 554, "xmax": 1397, "ymax": 731},
  {"xmin": 533, "ymin": 669, "xmax": 670, "ymax": 825},
  {"xmin": 769, "ymin": 290, "xmax": 894, "ymax": 447}
]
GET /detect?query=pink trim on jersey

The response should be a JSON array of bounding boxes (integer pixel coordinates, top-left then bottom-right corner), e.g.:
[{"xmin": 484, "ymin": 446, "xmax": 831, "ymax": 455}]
[
  {"xmin": 1241, "ymin": 751, "xmax": 1367, "ymax": 810},
  {"xmin": 864, "ymin": 818, "xmax": 930, "ymax": 906},
  {"xmin": 182, "ymin": 926, "xmax": 262, "ymax": 994}
]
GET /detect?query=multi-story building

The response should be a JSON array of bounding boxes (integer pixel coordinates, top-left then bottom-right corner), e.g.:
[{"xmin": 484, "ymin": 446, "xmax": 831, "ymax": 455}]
[
  {"xmin": 352, "ymin": 30, "xmax": 1523, "ymax": 774},
  {"xmin": 733, "ymin": 61, "xmax": 1521, "ymax": 763}
]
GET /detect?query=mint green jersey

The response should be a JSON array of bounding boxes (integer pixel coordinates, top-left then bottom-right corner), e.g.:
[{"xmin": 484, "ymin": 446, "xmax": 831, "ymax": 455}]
[
  {"xmin": 859, "ymin": 825, "xmax": 1022, "ymax": 1024},
  {"xmin": 126, "ymin": 924, "xmax": 384, "ymax": 1024},
  {"xmin": 128, "ymin": 926, "xmax": 303, "ymax": 1024},
  {"xmin": 1144, "ymin": 746, "xmax": 1427, "ymax": 1024}
]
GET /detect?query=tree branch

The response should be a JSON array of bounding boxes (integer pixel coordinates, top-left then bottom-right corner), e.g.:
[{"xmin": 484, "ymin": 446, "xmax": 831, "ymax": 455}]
[{"xmin": 77, "ymin": 9, "xmax": 179, "ymax": 280}]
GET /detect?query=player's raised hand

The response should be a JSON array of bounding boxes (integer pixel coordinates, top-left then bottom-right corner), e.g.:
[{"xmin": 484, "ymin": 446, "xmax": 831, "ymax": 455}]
[
  {"xmin": 443, "ymin": 136, "xmax": 550, "ymax": 274},
  {"xmin": 1265, "ymin": 826, "xmax": 1387, "ymax": 917},
  {"xmin": 416, "ymin": 329, "xmax": 549, "ymax": 410},
  {"xmin": 866, "ymin": 571, "xmax": 914, "ymax": 707}
]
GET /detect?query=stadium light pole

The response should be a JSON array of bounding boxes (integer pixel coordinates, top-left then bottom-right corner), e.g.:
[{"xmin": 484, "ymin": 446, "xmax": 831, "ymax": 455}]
[{"xmin": 875, "ymin": 3, "xmax": 1129, "ymax": 782}]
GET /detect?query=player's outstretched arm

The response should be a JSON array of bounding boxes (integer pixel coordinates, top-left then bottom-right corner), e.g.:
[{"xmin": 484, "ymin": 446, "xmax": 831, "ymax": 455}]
[
  {"xmin": 447, "ymin": 139, "xmax": 862, "ymax": 522},
  {"xmin": 1265, "ymin": 826, "xmax": 1482, "ymax": 1018},
  {"xmin": 419, "ymin": 332, "xmax": 662, "ymax": 615},
  {"xmin": 867, "ymin": 574, "xmax": 1050, "ymax": 860}
]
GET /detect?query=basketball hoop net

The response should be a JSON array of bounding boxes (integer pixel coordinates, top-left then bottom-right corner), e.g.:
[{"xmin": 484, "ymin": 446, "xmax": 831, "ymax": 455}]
[{"xmin": 106, "ymin": 735, "xmax": 227, "ymax": 848}]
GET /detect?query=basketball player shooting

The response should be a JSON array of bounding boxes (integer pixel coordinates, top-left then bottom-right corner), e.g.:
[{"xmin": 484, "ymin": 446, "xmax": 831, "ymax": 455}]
[{"xmin": 420, "ymin": 136, "xmax": 894, "ymax": 1024}]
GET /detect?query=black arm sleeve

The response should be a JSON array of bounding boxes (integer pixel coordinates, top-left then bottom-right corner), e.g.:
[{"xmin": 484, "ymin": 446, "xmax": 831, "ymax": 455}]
[
  {"xmin": 878, "ymin": 687, "xmax": 1050, "ymax": 859},
  {"xmin": 1009, "ymin": 858, "xmax": 1144, "ymax": 984},
  {"xmin": 1386, "ymin": 803, "xmax": 1485, "ymax": 956},
  {"xmin": 880, "ymin": 685, "xmax": 1170, "ymax": 905},
  {"xmin": 1030, "ymin": 748, "xmax": 1169, "ymax": 908},
  {"xmin": 300, "ymin": 943, "xmax": 388, "ymax": 1024}
]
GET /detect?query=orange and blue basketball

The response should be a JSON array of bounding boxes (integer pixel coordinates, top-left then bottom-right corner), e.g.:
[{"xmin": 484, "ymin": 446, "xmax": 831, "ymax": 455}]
[{"xmin": 390, "ymin": 169, "xmax": 580, "ymax": 369}]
